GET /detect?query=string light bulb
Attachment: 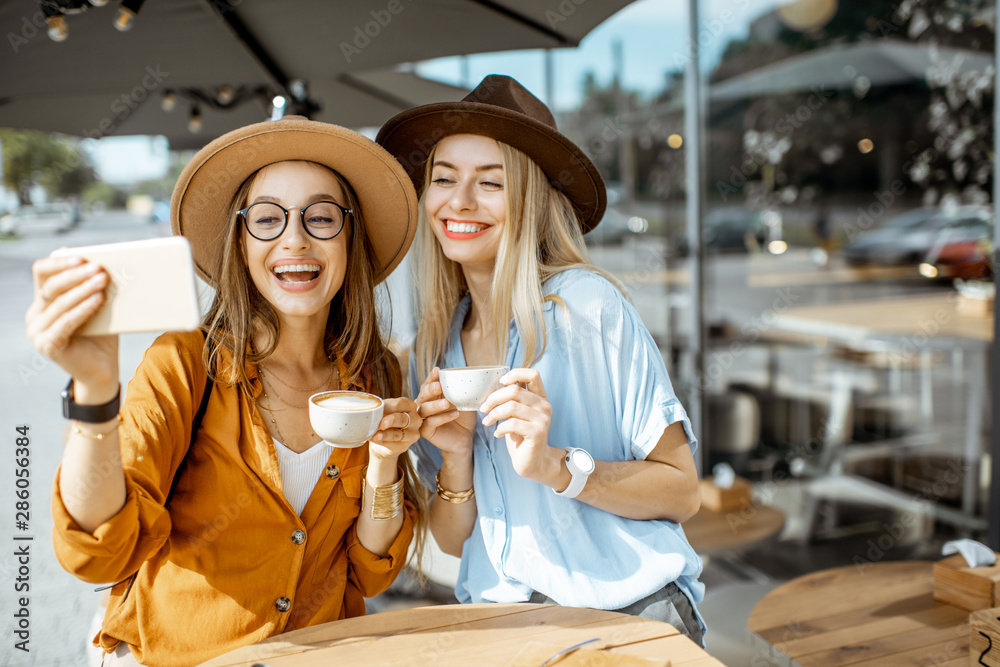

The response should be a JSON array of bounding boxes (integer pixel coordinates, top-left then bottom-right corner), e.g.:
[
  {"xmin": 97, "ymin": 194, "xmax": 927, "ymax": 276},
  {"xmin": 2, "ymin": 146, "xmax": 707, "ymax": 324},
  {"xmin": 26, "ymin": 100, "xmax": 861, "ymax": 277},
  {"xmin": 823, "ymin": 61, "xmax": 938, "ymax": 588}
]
[
  {"xmin": 114, "ymin": 0, "xmax": 146, "ymax": 31},
  {"xmin": 160, "ymin": 91, "xmax": 177, "ymax": 112},
  {"xmin": 114, "ymin": 8, "xmax": 135, "ymax": 30},
  {"xmin": 216, "ymin": 86, "xmax": 234, "ymax": 105},
  {"xmin": 188, "ymin": 107, "xmax": 203, "ymax": 134},
  {"xmin": 46, "ymin": 14, "xmax": 69, "ymax": 41},
  {"xmin": 88, "ymin": 0, "xmax": 110, "ymax": 6},
  {"xmin": 270, "ymin": 95, "xmax": 287, "ymax": 121}
]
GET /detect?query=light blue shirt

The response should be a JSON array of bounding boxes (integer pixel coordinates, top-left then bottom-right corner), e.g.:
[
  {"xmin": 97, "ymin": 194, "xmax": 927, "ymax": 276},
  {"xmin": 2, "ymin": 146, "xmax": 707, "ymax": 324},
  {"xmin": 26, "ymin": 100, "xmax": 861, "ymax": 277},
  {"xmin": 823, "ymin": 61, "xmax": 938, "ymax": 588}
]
[{"xmin": 409, "ymin": 269, "xmax": 704, "ymax": 619}]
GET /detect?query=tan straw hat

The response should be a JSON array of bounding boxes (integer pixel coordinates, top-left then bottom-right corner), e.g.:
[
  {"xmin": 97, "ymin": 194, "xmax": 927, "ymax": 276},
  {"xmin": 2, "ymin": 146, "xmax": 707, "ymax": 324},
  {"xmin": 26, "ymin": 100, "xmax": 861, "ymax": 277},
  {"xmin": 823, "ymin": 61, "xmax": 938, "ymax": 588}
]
[
  {"xmin": 171, "ymin": 116, "xmax": 418, "ymax": 285},
  {"xmin": 376, "ymin": 74, "xmax": 606, "ymax": 233}
]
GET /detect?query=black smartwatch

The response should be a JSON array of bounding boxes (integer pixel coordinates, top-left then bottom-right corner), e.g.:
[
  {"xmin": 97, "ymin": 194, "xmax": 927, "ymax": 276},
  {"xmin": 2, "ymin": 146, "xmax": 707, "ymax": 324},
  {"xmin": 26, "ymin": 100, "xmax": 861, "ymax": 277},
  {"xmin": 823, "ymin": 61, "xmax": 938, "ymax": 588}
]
[{"xmin": 61, "ymin": 379, "xmax": 121, "ymax": 423}]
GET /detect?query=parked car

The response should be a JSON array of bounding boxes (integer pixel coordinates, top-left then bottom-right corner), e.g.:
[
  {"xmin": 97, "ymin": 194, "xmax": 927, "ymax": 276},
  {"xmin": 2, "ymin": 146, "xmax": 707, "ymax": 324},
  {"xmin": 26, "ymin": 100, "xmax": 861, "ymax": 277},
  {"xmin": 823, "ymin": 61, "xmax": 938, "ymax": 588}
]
[
  {"xmin": 844, "ymin": 205, "xmax": 991, "ymax": 267},
  {"xmin": 585, "ymin": 206, "xmax": 649, "ymax": 245},
  {"xmin": 3, "ymin": 202, "xmax": 78, "ymax": 235},
  {"xmin": 920, "ymin": 215, "xmax": 994, "ymax": 281},
  {"xmin": 675, "ymin": 207, "xmax": 782, "ymax": 255},
  {"xmin": 585, "ymin": 185, "xmax": 649, "ymax": 245}
]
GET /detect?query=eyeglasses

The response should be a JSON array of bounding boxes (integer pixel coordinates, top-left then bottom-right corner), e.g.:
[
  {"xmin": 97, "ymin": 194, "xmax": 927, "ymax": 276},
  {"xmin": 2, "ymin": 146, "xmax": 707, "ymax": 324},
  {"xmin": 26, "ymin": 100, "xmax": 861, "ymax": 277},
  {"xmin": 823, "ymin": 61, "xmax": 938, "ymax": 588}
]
[{"xmin": 238, "ymin": 201, "xmax": 351, "ymax": 241}]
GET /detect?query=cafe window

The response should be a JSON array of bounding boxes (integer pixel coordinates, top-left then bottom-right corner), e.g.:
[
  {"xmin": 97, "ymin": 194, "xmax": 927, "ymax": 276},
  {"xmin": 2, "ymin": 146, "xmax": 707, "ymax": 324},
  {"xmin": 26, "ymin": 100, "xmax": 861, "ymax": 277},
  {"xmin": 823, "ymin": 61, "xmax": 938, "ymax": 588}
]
[{"xmin": 580, "ymin": 0, "xmax": 995, "ymax": 556}]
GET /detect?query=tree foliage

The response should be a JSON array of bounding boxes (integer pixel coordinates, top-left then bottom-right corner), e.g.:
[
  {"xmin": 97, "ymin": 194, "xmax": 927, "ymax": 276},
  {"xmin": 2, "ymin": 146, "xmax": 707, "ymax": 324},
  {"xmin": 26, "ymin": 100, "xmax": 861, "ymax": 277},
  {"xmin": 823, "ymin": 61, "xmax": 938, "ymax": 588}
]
[{"xmin": 0, "ymin": 129, "xmax": 95, "ymax": 205}]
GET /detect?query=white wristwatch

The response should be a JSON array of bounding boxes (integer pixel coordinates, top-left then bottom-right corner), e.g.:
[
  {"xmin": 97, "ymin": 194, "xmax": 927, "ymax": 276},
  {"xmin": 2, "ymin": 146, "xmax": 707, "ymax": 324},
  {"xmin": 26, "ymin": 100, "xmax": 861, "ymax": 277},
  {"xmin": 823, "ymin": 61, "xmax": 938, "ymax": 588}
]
[{"xmin": 553, "ymin": 447, "xmax": 595, "ymax": 498}]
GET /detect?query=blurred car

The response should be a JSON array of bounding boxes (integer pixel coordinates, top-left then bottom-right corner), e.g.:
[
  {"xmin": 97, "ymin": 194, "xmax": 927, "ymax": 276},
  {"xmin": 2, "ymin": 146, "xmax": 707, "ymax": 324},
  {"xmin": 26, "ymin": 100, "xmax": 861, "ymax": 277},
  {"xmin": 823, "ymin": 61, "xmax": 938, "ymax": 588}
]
[
  {"xmin": 675, "ymin": 207, "xmax": 782, "ymax": 255},
  {"xmin": 585, "ymin": 206, "xmax": 649, "ymax": 245},
  {"xmin": 919, "ymin": 215, "xmax": 994, "ymax": 281},
  {"xmin": 585, "ymin": 184, "xmax": 649, "ymax": 245},
  {"xmin": 2, "ymin": 202, "xmax": 78, "ymax": 235},
  {"xmin": 844, "ymin": 205, "xmax": 990, "ymax": 267}
]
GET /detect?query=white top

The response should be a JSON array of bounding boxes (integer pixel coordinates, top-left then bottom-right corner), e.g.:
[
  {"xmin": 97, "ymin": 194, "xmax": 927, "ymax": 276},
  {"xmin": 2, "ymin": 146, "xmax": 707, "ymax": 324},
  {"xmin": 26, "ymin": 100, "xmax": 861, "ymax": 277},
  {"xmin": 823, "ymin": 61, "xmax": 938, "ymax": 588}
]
[{"xmin": 273, "ymin": 439, "xmax": 329, "ymax": 515}]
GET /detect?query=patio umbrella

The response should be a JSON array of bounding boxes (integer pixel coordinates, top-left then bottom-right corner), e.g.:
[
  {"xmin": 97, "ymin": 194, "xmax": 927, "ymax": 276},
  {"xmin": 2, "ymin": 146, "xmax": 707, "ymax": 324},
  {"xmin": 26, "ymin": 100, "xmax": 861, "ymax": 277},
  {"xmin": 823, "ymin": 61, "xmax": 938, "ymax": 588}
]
[
  {"xmin": 0, "ymin": 0, "xmax": 635, "ymax": 148},
  {"xmin": 709, "ymin": 40, "xmax": 993, "ymax": 101}
]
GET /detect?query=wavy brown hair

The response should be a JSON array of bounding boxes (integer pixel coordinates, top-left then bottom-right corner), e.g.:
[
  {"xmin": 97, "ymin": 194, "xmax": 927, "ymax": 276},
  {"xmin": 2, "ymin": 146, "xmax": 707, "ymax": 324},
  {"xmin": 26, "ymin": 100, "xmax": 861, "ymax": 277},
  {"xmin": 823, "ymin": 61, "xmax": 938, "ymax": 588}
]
[{"xmin": 201, "ymin": 160, "xmax": 426, "ymax": 569}]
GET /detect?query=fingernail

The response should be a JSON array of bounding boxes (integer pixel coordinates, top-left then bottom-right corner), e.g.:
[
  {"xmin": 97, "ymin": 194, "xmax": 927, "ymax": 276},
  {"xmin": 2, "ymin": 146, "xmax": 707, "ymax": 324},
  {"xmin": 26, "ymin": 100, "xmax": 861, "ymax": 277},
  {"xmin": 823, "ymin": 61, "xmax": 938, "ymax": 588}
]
[{"xmin": 87, "ymin": 293, "xmax": 102, "ymax": 305}]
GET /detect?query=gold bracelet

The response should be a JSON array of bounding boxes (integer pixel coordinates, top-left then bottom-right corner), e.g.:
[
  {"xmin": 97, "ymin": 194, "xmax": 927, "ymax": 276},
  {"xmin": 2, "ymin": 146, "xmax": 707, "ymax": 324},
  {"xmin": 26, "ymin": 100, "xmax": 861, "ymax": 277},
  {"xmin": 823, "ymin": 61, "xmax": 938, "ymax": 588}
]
[
  {"xmin": 71, "ymin": 416, "xmax": 120, "ymax": 441},
  {"xmin": 435, "ymin": 469, "xmax": 474, "ymax": 504},
  {"xmin": 362, "ymin": 466, "xmax": 404, "ymax": 520}
]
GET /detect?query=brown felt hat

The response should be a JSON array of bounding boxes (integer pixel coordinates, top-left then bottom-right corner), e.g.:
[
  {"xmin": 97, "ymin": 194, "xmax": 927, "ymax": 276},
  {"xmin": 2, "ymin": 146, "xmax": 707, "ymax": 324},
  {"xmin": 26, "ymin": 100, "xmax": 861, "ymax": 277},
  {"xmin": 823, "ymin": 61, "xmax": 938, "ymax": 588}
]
[
  {"xmin": 171, "ymin": 116, "xmax": 418, "ymax": 285},
  {"xmin": 376, "ymin": 74, "xmax": 606, "ymax": 233}
]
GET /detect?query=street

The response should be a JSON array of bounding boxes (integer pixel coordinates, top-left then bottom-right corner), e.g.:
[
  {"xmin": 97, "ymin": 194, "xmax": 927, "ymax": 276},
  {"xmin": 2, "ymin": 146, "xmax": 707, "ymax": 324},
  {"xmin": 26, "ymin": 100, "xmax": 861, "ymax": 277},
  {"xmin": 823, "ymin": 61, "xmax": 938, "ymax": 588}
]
[{"xmin": 0, "ymin": 212, "xmax": 170, "ymax": 667}]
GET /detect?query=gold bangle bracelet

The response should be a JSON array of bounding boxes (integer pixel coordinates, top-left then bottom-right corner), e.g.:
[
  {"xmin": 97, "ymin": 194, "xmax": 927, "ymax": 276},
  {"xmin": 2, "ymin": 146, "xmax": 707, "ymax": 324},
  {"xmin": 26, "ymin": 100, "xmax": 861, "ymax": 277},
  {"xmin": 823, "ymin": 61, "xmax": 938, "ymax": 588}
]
[
  {"xmin": 362, "ymin": 465, "xmax": 404, "ymax": 520},
  {"xmin": 435, "ymin": 469, "xmax": 474, "ymax": 504},
  {"xmin": 71, "ymin": 416, "xmax": 120, "ymax": 441}
]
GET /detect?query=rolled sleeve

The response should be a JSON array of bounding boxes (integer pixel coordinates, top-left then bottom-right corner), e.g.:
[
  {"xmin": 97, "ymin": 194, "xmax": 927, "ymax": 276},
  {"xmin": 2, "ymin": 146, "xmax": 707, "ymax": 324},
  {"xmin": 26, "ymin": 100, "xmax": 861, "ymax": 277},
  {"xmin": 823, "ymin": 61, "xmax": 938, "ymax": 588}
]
[
  {"xmin": 590, "ymin": 279, "xmax": 697, "ymax": 461},
  {"xmin": 50, "ymin": 331, "xmax": 206, "ymax": 585},
  {"xmin": 345, "ymin": 500, "xmax": 416, "ymax": 598},
  {"xmin": 51, "ymin": 470, "xmax": 172, "ymax": 584}
]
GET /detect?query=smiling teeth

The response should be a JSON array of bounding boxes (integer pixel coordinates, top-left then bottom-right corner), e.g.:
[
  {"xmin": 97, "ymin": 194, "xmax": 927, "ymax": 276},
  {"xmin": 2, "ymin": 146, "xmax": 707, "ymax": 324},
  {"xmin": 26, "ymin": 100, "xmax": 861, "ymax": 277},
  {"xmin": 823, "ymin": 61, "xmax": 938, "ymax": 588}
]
[
  {"xmin": 446, "ymin": 222, "xmax": 486, "ymax": 234},
  {"xmin": 273, "ymin": 264, "xmax": 320, "ymax": 273}
]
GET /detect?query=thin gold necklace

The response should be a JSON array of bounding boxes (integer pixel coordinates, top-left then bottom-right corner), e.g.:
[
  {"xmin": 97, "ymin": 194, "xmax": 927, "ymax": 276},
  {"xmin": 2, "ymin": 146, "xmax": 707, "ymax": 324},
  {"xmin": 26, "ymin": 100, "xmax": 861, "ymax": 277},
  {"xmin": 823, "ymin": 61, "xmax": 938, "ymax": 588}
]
[
  {"xmin": 257, "ymin": 362, "xmax": 338, "ymax": 446},
  {"xmin": 260, "ymin": 371, "xmax": 309, "ymax": 409},
  {"xmin": 261, "ymin": 390, "xmax": 292, "ymax": 445},
  {"xmin": 263, "ymin": 360, "xmax": 335, "ymax": 393}
]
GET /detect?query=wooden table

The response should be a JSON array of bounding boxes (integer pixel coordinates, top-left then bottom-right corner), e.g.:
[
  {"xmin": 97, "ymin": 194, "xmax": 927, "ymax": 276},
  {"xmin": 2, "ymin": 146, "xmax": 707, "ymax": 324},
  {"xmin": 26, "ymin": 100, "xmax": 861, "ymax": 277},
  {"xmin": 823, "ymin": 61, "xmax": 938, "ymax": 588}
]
[
  {"xmin": 767, "ymin": 292, "xmax": 992, "ymax": 344},
  {"xmin": 747, "ymin": 561, "xmax": 970, "ymax": 666},
  {"xmin": 684, "ymin": 505, "xmax": 785, "ymax": 556},
  {"xmin": 199, "ymin": 603, "xmax": 724, "ymax": 667},
  {"xmin": 765, "ymin": 291, "xmax": 993, "ymax": 521}
]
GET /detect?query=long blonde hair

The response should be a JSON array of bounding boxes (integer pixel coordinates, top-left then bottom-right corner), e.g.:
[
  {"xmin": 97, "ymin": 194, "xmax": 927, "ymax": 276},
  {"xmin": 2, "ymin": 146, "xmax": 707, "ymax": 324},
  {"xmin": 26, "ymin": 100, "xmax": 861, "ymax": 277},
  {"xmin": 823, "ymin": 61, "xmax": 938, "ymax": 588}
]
[
  {"xmin": 413, "ymin": 140, "xmax": 624, "ymax": 380},
  {"xmin": 201, "ymin": 161, "xmax": 426, "ymax": 566}
]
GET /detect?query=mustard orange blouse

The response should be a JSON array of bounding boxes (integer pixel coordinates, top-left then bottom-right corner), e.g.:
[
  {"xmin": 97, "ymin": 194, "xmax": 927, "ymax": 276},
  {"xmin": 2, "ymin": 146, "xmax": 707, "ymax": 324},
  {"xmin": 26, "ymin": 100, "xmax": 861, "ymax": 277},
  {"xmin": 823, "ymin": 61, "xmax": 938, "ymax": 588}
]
[{"xmin": 51, "ymin": 330, "xmax": 415, "ymax": 667}]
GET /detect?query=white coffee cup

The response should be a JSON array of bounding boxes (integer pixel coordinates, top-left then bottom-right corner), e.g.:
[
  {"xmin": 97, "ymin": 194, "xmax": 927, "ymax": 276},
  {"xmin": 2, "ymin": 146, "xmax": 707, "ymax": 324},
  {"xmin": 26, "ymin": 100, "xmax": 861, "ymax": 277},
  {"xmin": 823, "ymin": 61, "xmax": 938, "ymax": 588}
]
[
  {"xmin": 309, "ymin": 390, "xmax": 384, "ymax": 448},
  {"xmin": 438, "ymin": 365, "xmax": 508, "ymax": 411}
]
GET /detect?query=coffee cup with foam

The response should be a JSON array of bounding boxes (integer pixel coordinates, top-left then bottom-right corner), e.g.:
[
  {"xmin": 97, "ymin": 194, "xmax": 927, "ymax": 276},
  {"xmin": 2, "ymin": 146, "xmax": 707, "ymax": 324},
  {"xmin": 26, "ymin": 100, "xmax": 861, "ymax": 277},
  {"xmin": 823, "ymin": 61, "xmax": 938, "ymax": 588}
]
[{"xmin": 308, "ymin": 390, "xmax": 384, "ymax": 448}]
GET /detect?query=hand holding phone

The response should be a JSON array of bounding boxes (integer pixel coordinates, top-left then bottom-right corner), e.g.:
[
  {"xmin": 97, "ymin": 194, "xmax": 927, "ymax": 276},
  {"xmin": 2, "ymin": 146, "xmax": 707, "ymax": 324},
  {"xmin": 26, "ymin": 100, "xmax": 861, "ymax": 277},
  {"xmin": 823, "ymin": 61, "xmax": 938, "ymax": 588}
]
[{"xmin": 50, "ymin": 237, "xmax": 202, "ymax": 335}]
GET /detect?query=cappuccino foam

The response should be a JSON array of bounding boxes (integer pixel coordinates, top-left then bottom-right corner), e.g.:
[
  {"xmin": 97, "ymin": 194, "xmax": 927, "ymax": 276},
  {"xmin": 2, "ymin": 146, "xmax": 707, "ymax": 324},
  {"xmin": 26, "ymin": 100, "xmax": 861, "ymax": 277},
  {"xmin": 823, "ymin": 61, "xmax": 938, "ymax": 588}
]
[{"xmin": 316, "ymin": 393, "xmax": 381, "ymax": 411}]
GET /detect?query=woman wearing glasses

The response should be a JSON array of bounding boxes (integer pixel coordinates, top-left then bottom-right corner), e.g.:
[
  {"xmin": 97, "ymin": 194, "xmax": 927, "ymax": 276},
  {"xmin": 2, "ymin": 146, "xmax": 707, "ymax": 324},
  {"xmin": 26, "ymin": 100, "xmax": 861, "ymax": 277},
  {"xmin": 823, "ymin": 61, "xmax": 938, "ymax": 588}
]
[{"xmin": 25, "ymin": 118, "xmax": 424, "ymax": 667}]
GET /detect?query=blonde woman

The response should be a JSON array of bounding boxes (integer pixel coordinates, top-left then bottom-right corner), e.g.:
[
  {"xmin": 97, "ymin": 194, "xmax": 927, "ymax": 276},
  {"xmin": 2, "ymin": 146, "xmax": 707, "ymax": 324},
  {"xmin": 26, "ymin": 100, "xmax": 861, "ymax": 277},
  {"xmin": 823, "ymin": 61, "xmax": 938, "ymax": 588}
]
[
  {"xmin": 26, "ymin": 117, "xmax": 424, "ymax": 666},
  {"xmin": 378, "ymin": 76, "xmax": 705, "ymax": 644}
]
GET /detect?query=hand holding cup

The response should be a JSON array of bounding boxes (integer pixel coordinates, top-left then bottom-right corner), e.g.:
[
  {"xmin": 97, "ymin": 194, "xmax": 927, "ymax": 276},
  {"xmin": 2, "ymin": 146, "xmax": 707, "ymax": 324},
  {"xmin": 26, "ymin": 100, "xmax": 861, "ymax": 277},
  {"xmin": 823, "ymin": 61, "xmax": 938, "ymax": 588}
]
[
  {"xmin": 414, "ymin": 367, "xmax": 478, "ymax": 457},
  {"xmin": 438, "ymin": 365, "xmax": 508, "ymax": 411},
  {"xmin": 309, "ymin": 391, "xmax": 384, "ymax": 448}
]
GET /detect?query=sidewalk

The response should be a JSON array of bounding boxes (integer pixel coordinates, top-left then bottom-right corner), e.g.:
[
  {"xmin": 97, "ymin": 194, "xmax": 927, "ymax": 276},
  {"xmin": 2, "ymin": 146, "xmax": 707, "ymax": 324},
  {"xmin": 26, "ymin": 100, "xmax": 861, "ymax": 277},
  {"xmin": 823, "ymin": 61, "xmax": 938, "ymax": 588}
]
[{"xmin": 1, "ymin": 212, "xmax": 166, "ymax": 667}]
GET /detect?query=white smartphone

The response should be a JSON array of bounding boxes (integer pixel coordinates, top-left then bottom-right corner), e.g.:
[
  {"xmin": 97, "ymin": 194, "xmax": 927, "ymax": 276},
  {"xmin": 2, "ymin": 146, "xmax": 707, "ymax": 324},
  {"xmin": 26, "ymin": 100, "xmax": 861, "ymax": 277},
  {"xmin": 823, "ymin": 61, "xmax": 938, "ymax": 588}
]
[{"xmin": 51, "ymin": 237, "xmax": 202, "ymax": 335}]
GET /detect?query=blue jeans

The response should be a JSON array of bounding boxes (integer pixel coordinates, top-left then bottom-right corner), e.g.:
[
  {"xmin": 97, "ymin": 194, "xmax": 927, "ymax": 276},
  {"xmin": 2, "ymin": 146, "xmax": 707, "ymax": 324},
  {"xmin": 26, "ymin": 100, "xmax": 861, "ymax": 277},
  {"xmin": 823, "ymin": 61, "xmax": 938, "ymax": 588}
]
[{"xmin": 527, "ymin": 581, "xmax": 705, "ymax": 647}]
